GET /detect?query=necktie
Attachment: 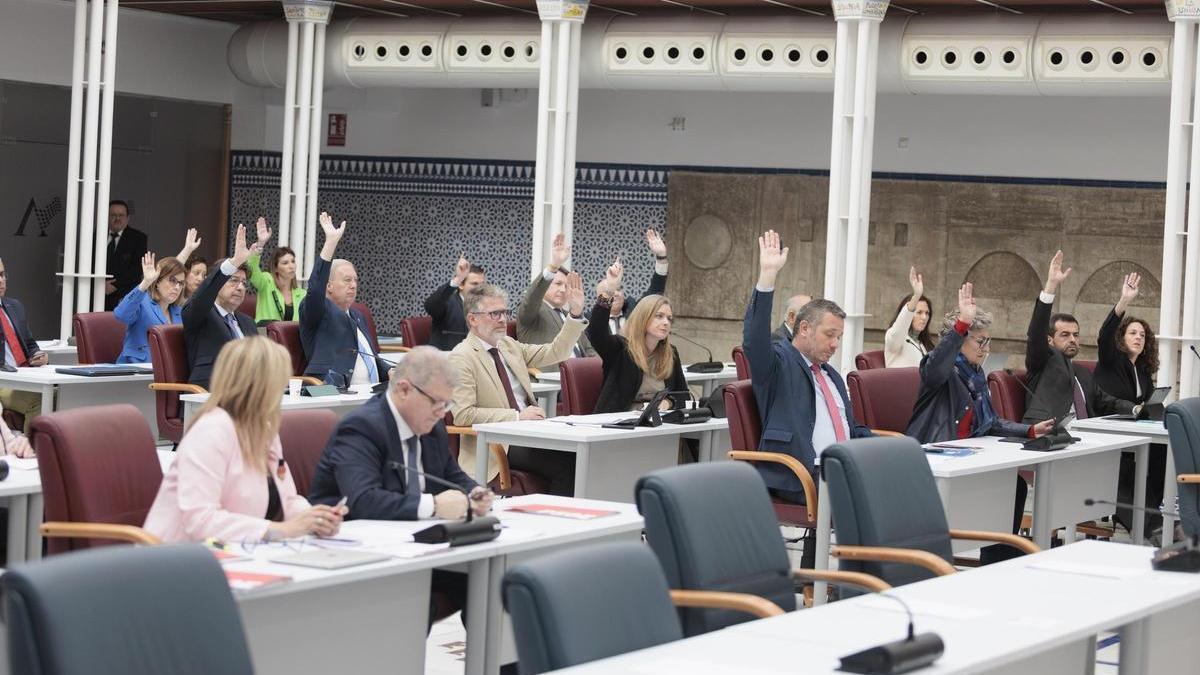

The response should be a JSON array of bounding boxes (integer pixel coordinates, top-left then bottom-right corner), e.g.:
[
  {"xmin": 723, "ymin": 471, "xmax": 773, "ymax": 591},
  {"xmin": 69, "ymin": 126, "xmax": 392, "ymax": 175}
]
[
  {"xmin": 224, "ymin": 313, "xmax": 242, "ymax": 339},
  {"xmin": 1072, "ymin": 376, "xmax": 1089, "ymax": 420},
  {"xmin": 811, "ymin": 363, "xmax": 848, "ymax": 442},
  {"xmin": 405, "ymin": 436, "xmax": 422, "ymax": 496},
  {"xmin": 108, "ymin": 231, "xmax": 118, "ymax": 255},
  {"xmin": 489, "ymin": 348, "xmax": 521, "ymax": 410},
  {"xmin": 351, "ymin": 314, "xmax": 379, "ymax": 384},
  {"xmin": 0, "ymin": 307, "xmax": 27, "ymax": 367}
]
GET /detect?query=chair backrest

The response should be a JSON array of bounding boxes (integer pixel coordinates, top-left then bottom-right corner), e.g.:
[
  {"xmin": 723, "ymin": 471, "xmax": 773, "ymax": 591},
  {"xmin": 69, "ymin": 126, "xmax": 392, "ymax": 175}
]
[
  {"xmin": 237, "ymin": 292, "xmax": 257, "ymax": 320},
  {"xmin": 506, "ymin": 320, "xmax": 518, "ymax": 339},
  {"xmin": 400, "ymin": 315, "xmax": 432, "ymax": 348},
  {"xmin": 502, "ymin": 541, "xmax": 683, "ymax": 675},
  {"xmin": 1075, "ymin": 359, "xmax": 1097, "ymax": 373},
  {"xmin": 72, "ymin": 312, "xmax": 126, "ymax": 364},
  {"xmin": 855, "ymin": 350, "xmax": 886, "ymax": 371},
  {"xmin": 1165, "ymin": 398, "xmax": 1200, "ymax": 538},
  {"xmin": 352, "ymin": 301, "xmax": 381, "ymax": 351},
  {"xmin": 846, "ymin": 367, "xmax": 921, "ymax": 433},
  {"xmin": 265, "ymin": 321, "xmax": 308, "ymax": 376},
  {"xmin": 147, "ymin": 324, "xmax": 191, "ymax": 443},
  {"xmin": 723, "ymin": 380, "xmax": 761, "ymax": 452},
  {"xmin": 636, "ymin": 462, "xmax": 795, "ymax": 636},
  {"xmin": 558, "ymin": 357, "xmax": 603, "ymax": 415},
  {"xmin": 2, "ymin": 544, "xmax": 254, "ymax": 675},
  {"xmin": 731, "ymin": 346, "xmax": 749, "ymax": 380},
  {"xmin": 987, "ymin": 368, "xmax": 1028, "ymax": 423},
  {"xmin": 822, "ymin": 437, "xmax": 953, "ymax": 589},
  {"xmin": 279, "ymin": 409, "xmax": 339, "ymax": 498},
  {"xmin": 30, "ymin": 404, "xmax": 162, "ymax": 555}
]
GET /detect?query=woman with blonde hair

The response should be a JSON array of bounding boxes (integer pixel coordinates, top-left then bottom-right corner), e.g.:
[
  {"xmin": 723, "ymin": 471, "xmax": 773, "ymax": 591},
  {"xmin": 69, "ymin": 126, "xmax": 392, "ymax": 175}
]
[
  {"xmin": 113, "ymin": 253, "xmax": 187, "ymax": 363},
  {"xmin": 588, "ymin": 259, "xmax": 688, "ymax": 414},
  {"xmin": 144, "ymin": 337, "xmax": 346, "ymax": 543}
]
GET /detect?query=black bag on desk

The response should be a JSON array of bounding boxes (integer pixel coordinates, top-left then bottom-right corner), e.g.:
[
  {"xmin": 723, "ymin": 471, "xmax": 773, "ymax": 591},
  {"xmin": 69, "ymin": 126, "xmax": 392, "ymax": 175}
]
[{"xmin": 661, "ymin": 408, "xmax": 713, "ymax": 425}]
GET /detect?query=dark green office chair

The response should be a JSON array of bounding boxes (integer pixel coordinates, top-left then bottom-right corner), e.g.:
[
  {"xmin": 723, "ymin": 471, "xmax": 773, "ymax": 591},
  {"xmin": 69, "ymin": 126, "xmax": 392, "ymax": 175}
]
[{"xmin": 1165, "ymin": 397, "xmax": 1200, "ymax": 538}]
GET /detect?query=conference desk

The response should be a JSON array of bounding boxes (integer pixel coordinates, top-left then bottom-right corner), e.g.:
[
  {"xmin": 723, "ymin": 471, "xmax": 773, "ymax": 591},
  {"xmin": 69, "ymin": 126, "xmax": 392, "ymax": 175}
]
[
  {"xmin": 1072, "ymin": 417, "xmax": 1171, "ymax": 545},
  {"xmin": 473, "ymin": 413, "xmax": 730, "ymax": 502},
  {"xmin": 549, "ymin": 539, "xmax": 1200, "ymax": 675},
  {"xmin": 0, "ymin": 365, "xmax": 157, "ymax": 436},
  {"xmin": 222, "ymin": 495, "xmax": 643, "ymax": 675},
  {"xmin": 33, "ymin": 340, "xmax": 78, "ymax": 365},
  {"xmin": 534, "ymin": 363, "xmax": 739, "ymax": 400},
  {"xmin": 812, "ymin": 431, "xmax": 1150, "ymax": 606}
]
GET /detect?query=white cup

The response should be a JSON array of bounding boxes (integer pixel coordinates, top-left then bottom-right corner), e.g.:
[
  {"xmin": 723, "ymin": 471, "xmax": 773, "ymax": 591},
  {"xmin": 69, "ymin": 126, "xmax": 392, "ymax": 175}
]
[{"xmin": 288, "ymin": 378, "xmax": 303, "ymax": 398}]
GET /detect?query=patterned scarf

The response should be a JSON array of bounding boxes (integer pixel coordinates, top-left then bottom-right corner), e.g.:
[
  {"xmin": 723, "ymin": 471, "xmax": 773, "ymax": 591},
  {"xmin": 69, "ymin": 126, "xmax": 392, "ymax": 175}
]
[{"xmin": 954, "ymin": 353, "xmax": 997, "ymax": 437}]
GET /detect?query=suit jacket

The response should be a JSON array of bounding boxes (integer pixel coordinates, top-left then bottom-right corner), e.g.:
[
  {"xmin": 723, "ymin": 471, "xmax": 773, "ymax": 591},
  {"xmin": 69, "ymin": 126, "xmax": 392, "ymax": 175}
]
[
  {"xmin": 308, "ymin": 393, "xmax": 477, "ymax": 520},
  {"xmin": 516, "ymin": 272, "xmax": 596, "ymax": 358},
  {"xmin": 113, "ymin": 287, "xmax": 182, "ymax": 364},
  {"xmin": 1023, "ymin": 296, "xmax": 1134, "ymax": 424},
  {"xmin": 299, "ymin": 257, "xmax": 391, "ymax": 384},
  {"xmin": 449, "ymin": 319, "xmax": 584, "ymax": 482},
  {"xmin": 143, "ymin": 408, "xmax": 308, "ymax": 543},
  {"xmin": 424, "ymin": 283, "xmax": 469, "ymax": 351},
  {"xmin": 1093, "ymin": 308, "xmax": 1153, "ymax": 405},
  {"xmin": 587, "ymin": 300, "xmax": 688, "ymax": 414},
  {"xmin": 0, "ymin": 297, "xmax": 42, "ymax": 366},
  {"xmin": 181, "ymin": 265, "xmax": 256, "ymax": 389},
  {"xmin": 105, "ymin": 226, "xmax": 148, "ymax": 311},
  {"xmin": 622, "ymin": 269, "xmax": 668, "ymax": 317},
  {"xmin": 771, "ymin": 323, "xmax": 792, "ymax": 344},
  {"xmin": 743, "ymin": 289, "xmax": 872, "ymax": 496}
]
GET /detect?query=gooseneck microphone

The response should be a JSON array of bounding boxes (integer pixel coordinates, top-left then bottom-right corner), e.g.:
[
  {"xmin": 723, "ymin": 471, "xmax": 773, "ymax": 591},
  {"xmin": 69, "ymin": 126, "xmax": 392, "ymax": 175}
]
[
  {"xmin": 387, "ymin": 460, "xmax": 500, "ymax": 546},
  {"xmin": 671, "ymin": 333, "xmax": 724, "ymax": 373},
  {"xmin": 1003, "ymin": 369, "xmax": 1078, "ymax": 451},
  {"xmin": 838, "ymin": 593, "xmax": 944, "ymax": 674},
  {"xmin": 1084, "ymin": 497, "xmax": 1200, "ymax": 572},
  {"xmin": 1083, "ymin": 497, "xmax": 1178, "ymax": 519},
  {"xmin": 1191, "ymin": 345, "xmax": 1200, "ymax": 361}
]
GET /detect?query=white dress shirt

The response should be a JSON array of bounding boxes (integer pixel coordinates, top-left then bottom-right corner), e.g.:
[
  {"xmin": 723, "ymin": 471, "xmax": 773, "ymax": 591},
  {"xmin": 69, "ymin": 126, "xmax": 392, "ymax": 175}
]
[
  {"xmin": 799, "ymin": 352, "xmax": 850, "ymax": 462},
  {"xmin": 385, "ymin": 393, "xmax": 436, "ymax": 518}
]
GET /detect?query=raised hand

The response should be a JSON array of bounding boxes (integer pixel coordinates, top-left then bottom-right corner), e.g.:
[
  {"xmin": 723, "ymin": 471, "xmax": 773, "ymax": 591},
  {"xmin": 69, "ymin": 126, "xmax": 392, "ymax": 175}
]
[
  {"xmin": 255, "ymin": 216, "xmax": 271, "ymax": 249},
  {"xmin": 318, "ymin": 211, "xmax": 346, "ymax": 260},
  {"xmin": 958, "ymin": 282, "xmax": 978, "ymax": 326},
  {"xmin": 140, "ymin": 252, "xmax": 159, "ymax": 285},
  {"xmin": 565, "ymin": 271, "xmax": 585, "ymax": 316},
  {"xmin": 645, "ymin": 229, "xmax": 667, "ymax": 258},
  {"xmin": 550, "ymin": 232, "xmax": 571, "ymax": 269},
  {"xmin": 1044, "ymin": 250, "xmax": 1072, "ymax": 294},
  {"xmin": 909, "ymin": 266, "xmax": 924, "ymax": 301},
  {"xmin": 230, "ymin": 223, "xmax": 259, "ymax": 267},
  {"xmin": 180, "ymin": 228, "xmax": 201, "ymax": 257},
  {"xmin": 597, "ymin": 258, "xmax": 624, "ymax": 296},
  {"xmin": 1115, "ymin": 271, "xmax": 1141, "ymax": 317},
  {"xmin": 756, "ymin": 230, "xmax": 789, "ymax": 288},
  {"xmin": 452, "ymin": 254, "xmax": 470, "ymax": 285}
]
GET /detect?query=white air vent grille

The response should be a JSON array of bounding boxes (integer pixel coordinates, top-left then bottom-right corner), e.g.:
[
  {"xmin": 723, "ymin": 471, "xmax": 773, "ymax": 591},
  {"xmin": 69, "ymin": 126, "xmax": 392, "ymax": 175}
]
[
  {"xmin": 604, "ymin": 34, "xmax": 716, "ymax": 74},
  {"xmin": 719, "ymin": 34, "xmax": 833, "ymax": 76},
  {"xmin": 1035, "ymin": 36, "xmax": 1170, "ymax": 82},
  {"xmin": 347, "ymin": 34, "xmax": 443, "ymax": 71},
  {"xmin": 447, "ymin": 33, "xmax": 540, "ymax": 72},
  {"xmin": 902, "ymin": 37, "xmax": 1031, "ymax": 81}
]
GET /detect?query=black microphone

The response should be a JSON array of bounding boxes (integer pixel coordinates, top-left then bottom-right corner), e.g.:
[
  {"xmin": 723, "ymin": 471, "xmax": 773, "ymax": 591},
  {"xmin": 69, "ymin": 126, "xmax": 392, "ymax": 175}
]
[
  {"xmin": 1003, "ymin": 368, "xmax": 1077, "ymax": 450},
  {"xmin": 1191, "ymin": 345, "xmax": 1199, "ymax": 361},
  {"xmin": 671, "ymin": 333, "xmax": 724, "ymax": 374},
  {"xmin": 387, "ymin": 460, "xmax": 500, "ymax": 547},
  {"xmin": 1083, "ymin": 498, "xmax": 1179, "ymax": 519},
  {"xmin": 1084, "ymin": 498, "xmax": 1200, "ymax": 572},
  {"xmin": 839, "ymin": 593, "xmax": 944, "ymax": 674}
]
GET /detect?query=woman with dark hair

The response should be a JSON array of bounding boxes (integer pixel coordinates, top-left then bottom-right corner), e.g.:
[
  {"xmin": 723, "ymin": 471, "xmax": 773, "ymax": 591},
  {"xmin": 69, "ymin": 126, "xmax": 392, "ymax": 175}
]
[
  {"xmin": 248, "ymin": 216, "xmax": 307, "ymax": 324},
  {"xmin": 113, "ymin": 253, "xmax": 186, "ymax": 363},
  {"xmin": 183, "ymin": 255, "xmax": 208, "ymax": 301},
  {"xmin": 884, "ymin": 266, "xmax": 936, "ymax": 367},
  {"xmin": 1095, "ymin": 271, "xmax": 1167, "ymax": 538}
]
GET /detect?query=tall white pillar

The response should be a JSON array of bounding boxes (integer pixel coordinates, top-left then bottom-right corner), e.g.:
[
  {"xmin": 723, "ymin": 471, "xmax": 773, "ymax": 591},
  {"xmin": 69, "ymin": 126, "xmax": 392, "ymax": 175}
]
[
  {"xmin": 823, "ymin": 0, "xmax": 888, "ymax": 375},
  {"xmin": 279, "ymin": 0, "xmax": 332, "ymax": 279},
  {"xmin": 530, "ymin": 0, "xmax": 588, "ymax": 274}
]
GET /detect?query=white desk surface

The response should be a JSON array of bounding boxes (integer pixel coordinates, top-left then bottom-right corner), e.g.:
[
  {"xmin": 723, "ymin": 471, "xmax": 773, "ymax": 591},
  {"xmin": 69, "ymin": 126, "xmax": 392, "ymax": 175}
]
[
  {"xmin": 550, "ymin": 539, "xmax": 1200, "ymax": 675},
  {"xmin": 0, "ymin": 450, "xmax": 174, "ymax": 499},
  {"xmin": 34, "ymin": 340, "xmax": 78, "ymax": 355},
  {"xmin": 223, "ymin": 495, "xmax": 643, "ymax": 601},
  {"xmin": 1071, "ymin": 417, "xmax": 1169, "ymax": 442},
  {"xmin": 0, "ymin": 365, "xmax": 153, "ymax": 386},
  {"xmin": 923, "ymin": 430, "xmax": 1151, "ymax": 479},
  {"xmin": 534, "ymin": 364, "xmax": 738, "ymax": 384},
  {"xmin": 474, "ymin": 413, "xmax": 727, "ymax": 444}
]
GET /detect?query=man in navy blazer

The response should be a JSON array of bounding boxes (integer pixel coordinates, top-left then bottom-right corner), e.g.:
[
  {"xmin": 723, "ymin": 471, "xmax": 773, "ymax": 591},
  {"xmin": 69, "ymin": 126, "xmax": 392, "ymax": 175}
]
[
  {"xmin": 424, "ymin": 254, "xmax": 485, "ymax": 351},
  {"xmin": 743, "ymin": 230, "xmax": 872, "ymax": 505},
  {"xmin": 299, "ymin": 213, "xmax": 391, "ymax": 386},
  {"xmin": 309, "ymin": 346, "xmax": 493, "ymax": 628},
  {"xmin": 0, "ymin": 259, "xmax": 49, "ymax": 431},
  {"xmin": 181, "ymin": 224, "xmax": 258, "ymax": 390}
]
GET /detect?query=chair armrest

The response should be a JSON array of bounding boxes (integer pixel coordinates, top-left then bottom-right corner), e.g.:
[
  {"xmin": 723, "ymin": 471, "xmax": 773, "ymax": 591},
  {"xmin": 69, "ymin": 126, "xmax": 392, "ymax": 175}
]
[
  {"xmin": 949, "ymin": 529, "xmax": 1040, "ymax": 555},
  {"xmin": 871, "ymin": 429, "xmax": 904, "ymax": 438},
  {"xmin": 1179, "ymin": 474, "xmax": 1200, "ymax": 484},
  {"xmin": 668, "ymin": 589, "xmax": 785, "ymax": 619},
  {"xmin": 299, "ymin": 376, "xmax": 323, "ymax": 386},
  {"xmin": 445, "ymin": 426, "xmax": 512, "ymax": 491},
  {"xmin": 527, "ymin": 367, "xmax": 541, "ymax": 379},
  {"xmin": 149, "ymin": 383, "xmax": 207, "ymax": 394},
  {"xmin": 792, "ymin": 568, "xmax": 891, "ymax": 593},
  {"xmin": 379, "ymin": 345, "xmax": 408, "ymax": 353},
  {"xmin": 40, "ymin": 522, "xmax": 161, "ymax": 546},
  {"xmin": 727, "ymin": 450, "xmax": 817, "ymax": 516},
  {"xmin": 832, "ymin": 545, "xmax": 957, "ymax": 577}
]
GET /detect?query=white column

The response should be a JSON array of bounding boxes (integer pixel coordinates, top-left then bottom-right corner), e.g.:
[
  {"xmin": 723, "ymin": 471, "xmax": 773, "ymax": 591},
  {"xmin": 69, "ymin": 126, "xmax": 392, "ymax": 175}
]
[
  {"xmin": 530, "ymin": 0, "xmax": 589, "ymax": 274},
  {"xmin": 277, "ymin": 20, "xmax": 299, "ymax": 249},
  {"xmin": 58, "ymin": 0, "xmax": 88, "ymax": 340},
  {"xmin": 823, "ymin": 0, "xmax": 889, "ymax": 375},
  {"xmin": 92, "ymin": 0, "xmax": 119, "ymax": 309}
]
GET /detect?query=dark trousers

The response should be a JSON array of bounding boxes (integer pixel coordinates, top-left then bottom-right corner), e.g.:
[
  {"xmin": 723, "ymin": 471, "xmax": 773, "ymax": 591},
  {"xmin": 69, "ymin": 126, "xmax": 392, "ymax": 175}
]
[
  {"xmin": 429, "ymin": 570, "xmax": 468, "ymax": 633},
  {"xmin": 980, "ymin": 476, "xmax": 1028, "ymax": 565},
  {"xmin": 1116, "ymin": 444, "xmax": 1168, "ymax": 535},
  {"xmin": 508, "ymin": 445, "xmax": 576, "ymax": 496}
]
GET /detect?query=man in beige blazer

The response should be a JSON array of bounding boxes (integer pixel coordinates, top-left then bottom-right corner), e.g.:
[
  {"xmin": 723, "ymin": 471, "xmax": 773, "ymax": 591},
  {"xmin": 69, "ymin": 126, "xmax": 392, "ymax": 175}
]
[
  {"xmin": 449, "ymin": 278, "xmax": 586, "ymax": 495},
  {"xmin": 515, "ymin": 233, "xmax": 596, "ymax": 359}
]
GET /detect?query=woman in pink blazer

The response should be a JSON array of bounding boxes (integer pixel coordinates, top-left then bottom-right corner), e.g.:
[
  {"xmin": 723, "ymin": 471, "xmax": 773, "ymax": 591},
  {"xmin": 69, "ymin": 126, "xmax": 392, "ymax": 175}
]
[{"xmin": 145, "ymin": 337, "xmax": 346, "ymax": 543}]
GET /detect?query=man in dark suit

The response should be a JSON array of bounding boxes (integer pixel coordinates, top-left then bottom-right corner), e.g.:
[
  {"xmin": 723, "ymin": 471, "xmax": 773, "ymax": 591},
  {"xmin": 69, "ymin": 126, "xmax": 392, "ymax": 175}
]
[
  {"xmin": 104, "ymin": 200, "xmax": 149, "ymax": 311},
  {"xmin": 424, "ymin": 255, "xmax": 485, "ymax": 350},
  {"xmin": 772, "ymin": 293, "xmax": 813, "ymax": 344},
  {"xmin": 0, "ymin": 259, "xmax": 48, "ymax": 431},
  {"xmin": 181, "ymin": 224, "xmax": 258, "ymax": 390},
  {"xmin": 299, "ymin": 213, "xmax": 391, "ymax": 387},
  {"xmin": 309, "ymin": 346, "xmax": 493, "ymax": 628},
  {"xmin": 1023, "ymin": 250, "xmax": 1137, "ymax": 425}
]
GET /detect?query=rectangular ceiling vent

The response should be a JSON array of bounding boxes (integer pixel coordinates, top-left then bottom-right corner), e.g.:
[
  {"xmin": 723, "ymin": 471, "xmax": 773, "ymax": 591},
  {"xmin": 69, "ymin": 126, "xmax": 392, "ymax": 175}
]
[
  {"xmin": 603, "ymin": 34, "xmax": 717, "ymax": 74},
  {"xmin": 346, "ymin": 34, "xmax": 445, "ymax": 72},
  {"xmin": 1034, "ymin": 36, "xmax": 1170, "ymax": 82},
  {"xmin": 901, "ymin": 37, "xmax": 1032, "ymax": 81},
  {"xmin": 719, "ymin": 34, "xmax": 834, "ymax": 77}
]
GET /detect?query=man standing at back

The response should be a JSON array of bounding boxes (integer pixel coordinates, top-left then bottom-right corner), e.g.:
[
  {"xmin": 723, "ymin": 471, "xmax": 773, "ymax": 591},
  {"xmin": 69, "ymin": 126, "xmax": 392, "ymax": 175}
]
[
  {"xmin": 182, "ymin": 224, "xmax": 258, "ymax": 390},
  {"xmin": 424, "ymin": 255, "xmax": 485, "ymax": 351},
  {"xmin": 104, "ymin": 200, "xmax": 149, "ymax": 311}
]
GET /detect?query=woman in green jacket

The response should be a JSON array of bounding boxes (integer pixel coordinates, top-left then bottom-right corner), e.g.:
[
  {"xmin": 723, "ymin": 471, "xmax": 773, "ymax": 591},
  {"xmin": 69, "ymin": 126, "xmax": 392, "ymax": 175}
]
[{"xmin": 249, "ymin": 216, "xmax": 307, "ymax": 324}]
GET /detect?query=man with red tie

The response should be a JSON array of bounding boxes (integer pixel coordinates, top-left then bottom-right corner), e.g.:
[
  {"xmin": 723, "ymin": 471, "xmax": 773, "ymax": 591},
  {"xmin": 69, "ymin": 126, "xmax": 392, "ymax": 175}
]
[{"xmin": 0, "ymin": 259, "xmax": 49, "ymax": 431}]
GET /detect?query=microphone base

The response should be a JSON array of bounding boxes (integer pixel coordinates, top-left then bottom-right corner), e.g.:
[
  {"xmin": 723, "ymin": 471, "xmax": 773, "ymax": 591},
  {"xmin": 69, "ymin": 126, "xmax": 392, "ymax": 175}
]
[
  {"xmin": 1153, "ymin": 536, "xmax": 1200, "ymax": 573},
  {"xmin": 414, "ymin": 516, "xmax": 501, "ymax": 547},
  {"xmin": 1021, "ymin": 432, "xmax": 1077, "ymax": 452},
  {"xmin": 839, "ymin": 633, "xmax": 944, "ymax": 674},
  {"xmin": 686, "ymin": 361, "xmax": 725, "ymax": 374}
]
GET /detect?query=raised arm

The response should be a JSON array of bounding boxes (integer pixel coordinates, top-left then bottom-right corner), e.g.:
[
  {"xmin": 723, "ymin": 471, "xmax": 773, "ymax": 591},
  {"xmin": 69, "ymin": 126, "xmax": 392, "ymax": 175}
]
[
  {"xmin": 884, "ymin": 267, "xmax": 922, "ymax": 358},
  {"xmin": 744, "ymin": 230, "xmax": 788, "ymax": 383},
  {"xmin": 523, "ymin": 272, "xmax": 586, "ymax": 369},
  {"xmin": 922, "ymin": 284, "xmax": 977, "ymax": 390},
  {"xmin": 114, "ymin": 253, "xmax": 159, "ymax": 325},
  {"xmin": 182, "ymin": 224, "xmax": 256, "ymax": 329},
  {"xmin": 517, "ymin": 233, "xmax": 570, "ymax": 328},
  {"xmin": 1026, "ymin": 250, "xmax": 1071, "ymax": 373},
  {"xmin": 587, "ymin": 259, "xmax": 625, "ymax": 360},
  {"xmin": 424, "ymin": 255, "xmax": 468, "ymax": 320},
  {"xmin": 1097, "ymin": 271, "xmax": 1137, "ymax": 367},
  {"xmin": 299, "ymin": 212, "xmax": 344, "ymax": 329},
  {"xmin": 173, "ymin": 227, "xmax": 201, "ymax": 265},
  {"xmin": 246, "ymin": 218, "xmax": 274, "ymax": 294}
]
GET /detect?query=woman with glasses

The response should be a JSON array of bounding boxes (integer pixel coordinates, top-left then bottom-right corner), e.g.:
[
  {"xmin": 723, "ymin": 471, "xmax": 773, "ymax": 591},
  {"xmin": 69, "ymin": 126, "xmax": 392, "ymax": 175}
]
[
  {"xmin": 248, "ymin": 216, "xmax": 307, "ymax": 324},
  {"xmin": 144, "ymin": 337, "xmax": 346, "ymax": 543},
  {"xmin": 112, "ymin": 252, "xmax": 187, "ymax": 363}
]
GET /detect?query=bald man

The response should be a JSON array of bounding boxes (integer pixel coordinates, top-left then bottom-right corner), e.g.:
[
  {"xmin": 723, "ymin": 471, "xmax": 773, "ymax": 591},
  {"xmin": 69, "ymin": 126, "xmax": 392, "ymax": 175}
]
[{"xmin": 772, "ymin": 293, "xmax": 812, "ymax": 343}]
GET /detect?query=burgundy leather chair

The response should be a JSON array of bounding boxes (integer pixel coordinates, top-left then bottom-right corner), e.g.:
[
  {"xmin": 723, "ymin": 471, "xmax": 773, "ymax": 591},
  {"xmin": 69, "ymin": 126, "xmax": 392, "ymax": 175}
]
[
  {"xmin": 559, "ymin": 357, "xmax": 603, "ymax": 415},
  {"xmin": 723, "ymin": 380, "xmax": 815, "ymax": 530},
  {"xmin": 732, "ymin": 346, "xmax": 749, "ymax": 381},
  {"xmin": 506, "ymin": 320, "xmax": 518, "ymax": 340},
  {"xmin": 264, "ymin": 321, "xmax": 321, "ymax": 385},
  {"xmin": 444, "ymin": 412, "xmax": 546, "ymax": 496},
  {"xmin": 31, "ymin": 404, "xmax": 162, "ymax": 554},
  {"xmin": 1075, "ymin": 359, "xmax": 1097, "ymax": 374},
  {"xmin": 846, "ymin": 367, "xmax": 920, "ymax": 435},
  {"xmin": 72, "ymin": 312, "xmax": 126, "ymax": 365},
  {"xmin": 148, "ymin": 324, "xmax": 205, "ymax": 444},
  {"xmin": 854, "ymin": 350, "xmax": 886, "ymax": 371},
  {"xmin": 279, "ymin": 408, "xmax": 339, "ymax": 498},
  {"xmin": 988, "ymin": 368, "xmax": 1029, "ymax": 423},
  {"xmin": 352, "ymin": 302, "xmax": 381, "ymax": 351},
  {"xmin": 400, "ymin": 316, "xmax": 433, "ymax": 350},
  {"xmin": 238, "ymin": 293, "xmax": 258, "ymax": 322}
]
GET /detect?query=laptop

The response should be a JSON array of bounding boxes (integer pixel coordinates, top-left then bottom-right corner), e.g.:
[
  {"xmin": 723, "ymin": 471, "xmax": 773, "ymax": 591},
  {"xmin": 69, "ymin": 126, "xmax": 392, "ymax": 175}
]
[
  {"xmin": 269, "ymin": 549, "xmax": 391, "ymax": 570},
  {"xmin": 55, "ymin": 364, "xmax": 153, "ymax": 377},
  {"xmin": 1104, "ymin": 386, "xmax": 1172, "ymax": 422}
]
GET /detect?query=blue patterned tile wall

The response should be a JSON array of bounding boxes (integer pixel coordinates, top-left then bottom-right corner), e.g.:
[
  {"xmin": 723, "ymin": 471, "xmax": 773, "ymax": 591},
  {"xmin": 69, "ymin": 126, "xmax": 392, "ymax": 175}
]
[{"xmin": 229, "ymin": 152, "xmax": 668, "ymax": 334}]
